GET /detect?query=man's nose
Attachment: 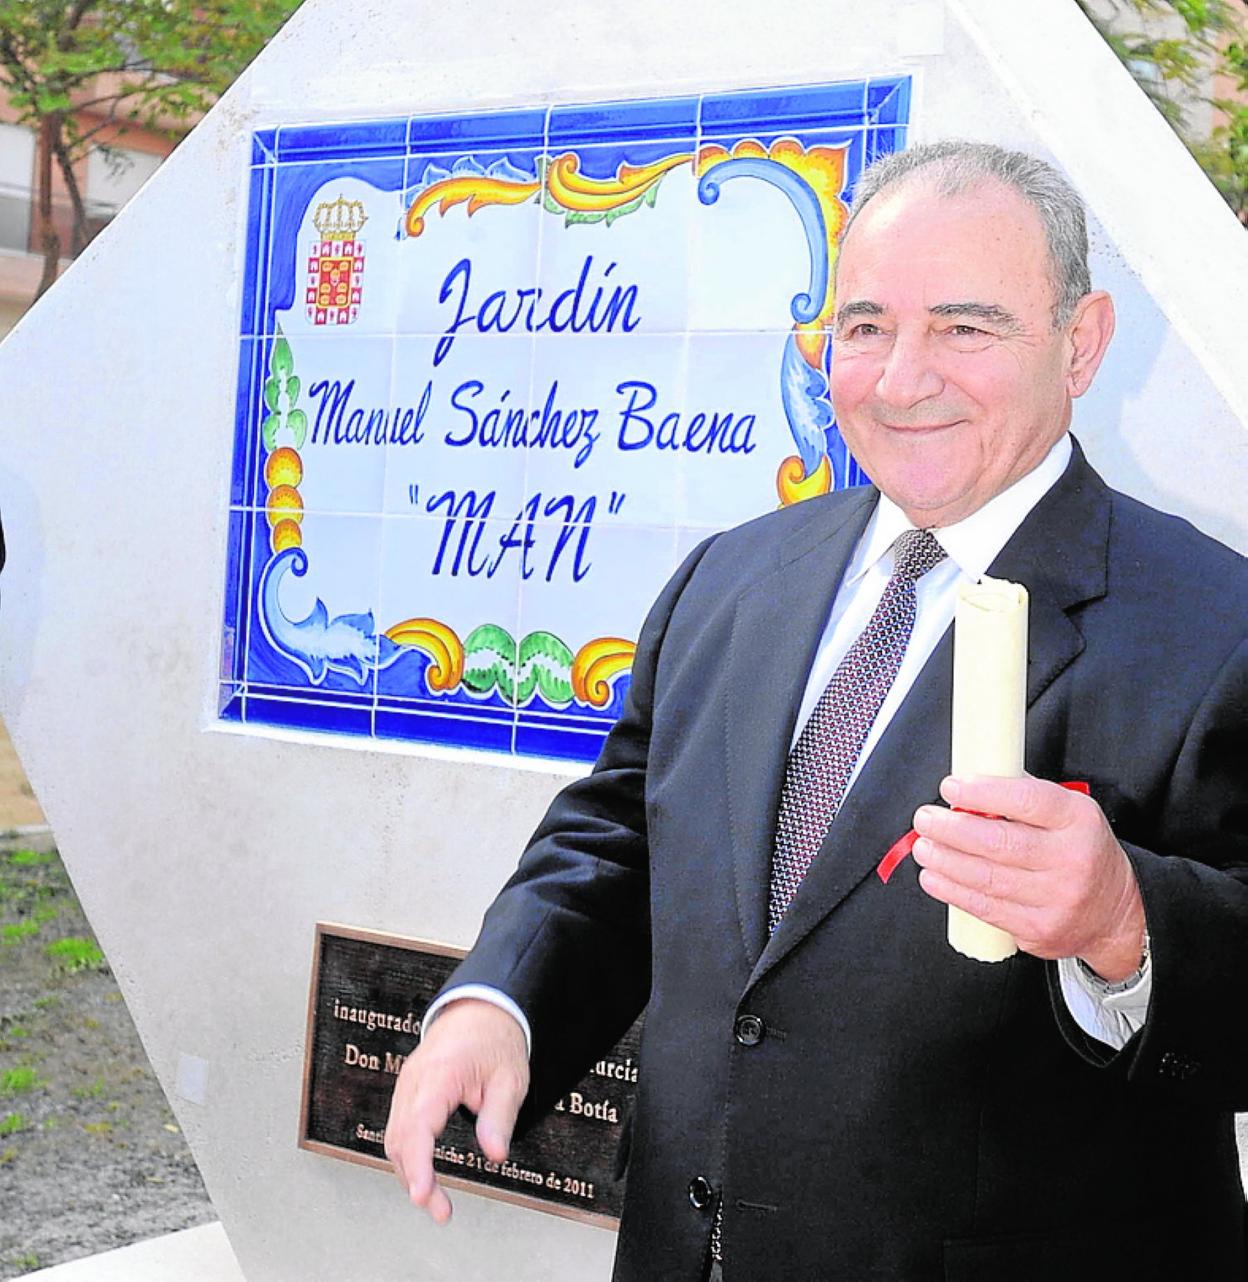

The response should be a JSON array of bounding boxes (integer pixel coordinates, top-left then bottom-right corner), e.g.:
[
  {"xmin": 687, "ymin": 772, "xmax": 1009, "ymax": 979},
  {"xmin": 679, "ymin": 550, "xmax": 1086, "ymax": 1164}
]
[{"xmin": 874, "ymin": 331, "xmax": 943, "ymax": 409}]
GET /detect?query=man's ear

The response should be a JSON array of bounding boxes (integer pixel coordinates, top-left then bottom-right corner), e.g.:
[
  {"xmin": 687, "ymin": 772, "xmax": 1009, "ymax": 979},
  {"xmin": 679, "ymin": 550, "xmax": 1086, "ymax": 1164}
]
[{"xmin": 1065, "ymin": 290, "xmax": 1115, "ymax": 399}]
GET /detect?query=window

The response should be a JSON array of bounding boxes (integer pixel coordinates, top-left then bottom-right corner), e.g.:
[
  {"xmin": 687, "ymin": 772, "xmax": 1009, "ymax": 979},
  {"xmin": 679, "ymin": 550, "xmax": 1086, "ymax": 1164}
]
[
  {"xmin": 85, "ymin": 145, "xmax": 162, "ymax": 233},
  {"xmin": 0, "ymin": 124, "xmax": 36, "ymax": 253}
]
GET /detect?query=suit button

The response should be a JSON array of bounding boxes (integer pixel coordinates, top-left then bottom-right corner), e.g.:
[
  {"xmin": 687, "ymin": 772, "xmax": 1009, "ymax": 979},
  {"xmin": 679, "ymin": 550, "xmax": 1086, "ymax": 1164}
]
[
  {"xmin": 688, "ymin": 1176, "xmax": 713, "ymax": 1211},
  {"xmin": 735, "ymin": 1014, "xmax": 765, "ymax": 1046}
]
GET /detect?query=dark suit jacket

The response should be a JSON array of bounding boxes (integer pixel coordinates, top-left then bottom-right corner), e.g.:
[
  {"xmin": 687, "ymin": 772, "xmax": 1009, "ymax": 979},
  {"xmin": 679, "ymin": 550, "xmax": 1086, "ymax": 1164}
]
[{"xmin": 447, "ymin": 442, "xmax": 1248, "ymax": 1280}]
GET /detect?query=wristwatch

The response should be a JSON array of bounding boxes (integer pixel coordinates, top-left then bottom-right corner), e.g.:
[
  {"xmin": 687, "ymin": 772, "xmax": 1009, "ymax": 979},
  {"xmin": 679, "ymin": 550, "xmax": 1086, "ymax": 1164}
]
[{"xmin": 1076, "ymin": 930, "xmax": 1151, "ymax": 994}]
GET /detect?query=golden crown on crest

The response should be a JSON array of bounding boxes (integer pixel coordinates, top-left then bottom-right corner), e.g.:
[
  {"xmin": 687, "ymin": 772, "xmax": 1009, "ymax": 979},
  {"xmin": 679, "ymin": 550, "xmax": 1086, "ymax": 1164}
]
[{"xmin": 312, "ymin": 195, "xmax": 369, "ymax": 238}]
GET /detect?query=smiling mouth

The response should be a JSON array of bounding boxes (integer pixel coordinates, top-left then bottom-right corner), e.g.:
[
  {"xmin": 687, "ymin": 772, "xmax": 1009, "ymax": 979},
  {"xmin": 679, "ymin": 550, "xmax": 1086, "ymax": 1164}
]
[{"xmin": 880, "ymin": 420, "xmax": 963, "ymax": 433}]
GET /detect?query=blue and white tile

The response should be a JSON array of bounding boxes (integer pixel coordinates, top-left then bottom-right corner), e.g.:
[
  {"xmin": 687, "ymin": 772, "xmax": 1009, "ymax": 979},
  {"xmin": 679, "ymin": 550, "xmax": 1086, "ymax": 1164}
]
[
  {"xmin": 687, "ymin": 135, "xmax": 855, "ymax": 333},
  {"xmin": 375, "ymin": 515, "xmax": 522, "ymax": 723},
  {"xmin": 537, "ymin": 140, "xmax": 698, "ymax": 338},
  {"xmin": 261, "ymin": 332, "xmax": 394, "ymax": 516},
  {"xmin": 678, "ymin": 332, "xmax": 796, "ymax": 531},
  {"xmin": 265, "ymin": 158, "xmax": 407, "ymax": 340},
  {"xmin": 243, "ymin": 511, "xmax": 385, "ymax": 699},
  {"xmin": 865, "ymin": 126, "xmax": 908, "ymax": 168},
  {"xmin": 229, "ymin": 337, "xmax": 268, "ymax": 508},
  {"xmin": 275, "ymin": 119, "xmax": 408, "ymax": 164},
  {"xmin": 239, "ymin": 162, "xmax": 277, "ymax": 338},
  {"xmin": 548, "ymin": 97, "xmax": 698, "ymax": 148},
  {"xmin": 516, "ymin": 521, "xmax": 677, "ymax": 674},
  {"xmin": 243, "ymin": 691, "xmax": 374, "ymax": 739},
  {"xmin": 220, "ymin": 507, "xmax": 254, "ymax": 683},
  {"xmin": 374, "ymin": 700, "xmax": 516, "ymax": 757},
  {"xmin": 384, "ymin": 333, "xmax": 534, "ymax": 517},
  {"xmin": 522, "ymin": 332, "xmax": 686, "ymax": 530},
  {"xmin": 866, "ymin": 77, "xmax": 912, "ymax": 128},
  {"xmin": 699, "ymin": 81, "xmax": 870, "ymax": 138},
  {"xmin": 396, "ymin": 147, "xmax": 544, "ymax": 339}
]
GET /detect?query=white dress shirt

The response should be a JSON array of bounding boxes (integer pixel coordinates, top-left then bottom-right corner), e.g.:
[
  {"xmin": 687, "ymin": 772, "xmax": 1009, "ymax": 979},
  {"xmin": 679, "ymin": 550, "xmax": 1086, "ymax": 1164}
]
[{"xmin": 430, "ymin": 434, "xmax": 1149, "ymax": 1053}]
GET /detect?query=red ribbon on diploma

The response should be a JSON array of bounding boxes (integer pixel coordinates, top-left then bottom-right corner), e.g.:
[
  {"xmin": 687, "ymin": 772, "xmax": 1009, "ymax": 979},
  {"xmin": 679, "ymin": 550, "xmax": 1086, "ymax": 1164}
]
[{"xmin": 876, "ymin": 781, "xmax": 1091, "ymax": 884}]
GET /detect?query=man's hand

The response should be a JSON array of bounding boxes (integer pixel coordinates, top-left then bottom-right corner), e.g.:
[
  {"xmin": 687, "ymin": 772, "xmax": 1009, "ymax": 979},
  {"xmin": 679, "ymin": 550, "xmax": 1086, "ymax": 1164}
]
[
  {"xmin": 911, "ymin": 774, "xmax": 1147, "ymax": 981},
  {"xmin": 385, "ymin": 998, "xmax": 529, "ymax": 1224}
]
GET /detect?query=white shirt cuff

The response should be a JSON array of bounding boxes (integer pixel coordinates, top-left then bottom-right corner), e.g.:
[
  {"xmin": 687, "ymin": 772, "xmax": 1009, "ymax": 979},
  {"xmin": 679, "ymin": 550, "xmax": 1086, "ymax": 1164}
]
[
  {"xmin": 1057, "ymin": 954, "xmax": 1152, "ymax": 1051},
  {"xmin": 422, "ymin": 984, "xmax": 533, "ymax": 1058}
]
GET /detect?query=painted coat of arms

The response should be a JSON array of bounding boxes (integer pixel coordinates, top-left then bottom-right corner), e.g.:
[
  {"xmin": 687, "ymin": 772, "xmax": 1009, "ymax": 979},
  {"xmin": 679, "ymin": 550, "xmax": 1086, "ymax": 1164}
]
[{"xmin": 306, "ymin": 195, "xmax": 367, "ymax": 325}]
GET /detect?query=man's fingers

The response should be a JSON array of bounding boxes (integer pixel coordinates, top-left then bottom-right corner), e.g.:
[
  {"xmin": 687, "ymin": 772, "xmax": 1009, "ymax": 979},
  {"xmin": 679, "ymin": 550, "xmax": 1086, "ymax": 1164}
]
[
  {"xmin": 475, "ymin": 1064, "xmax": 527, "ymax": 1162},
  {"xmin": 913, "ymin": 806, "xmax": 1040, "ymax": 867},
  {"xmin": 420, "ymin": 1181, "xmax": 453, "ymax": 1225},
  {"xmin": 917, "ymin": 866, "xmax": 1021, "ymax": 935},
  {"xmin": 912, "ymin": 836, "xmax": 1041, "ymax": 904},
  {"xmin": 940, "ymin": 773, "xmax": 1081, "ymax": 828},
  {"xmin": 402, "ymin": 1089, "xmax": 458, "ymax": 1202}
]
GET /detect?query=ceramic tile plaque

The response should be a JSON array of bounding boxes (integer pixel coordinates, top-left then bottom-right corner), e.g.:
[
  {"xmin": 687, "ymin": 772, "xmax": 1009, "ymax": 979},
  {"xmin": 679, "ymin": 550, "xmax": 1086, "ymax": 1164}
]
[{"xmin": 221, "ymin": 80, "xmax": 909, "ymax": 761}]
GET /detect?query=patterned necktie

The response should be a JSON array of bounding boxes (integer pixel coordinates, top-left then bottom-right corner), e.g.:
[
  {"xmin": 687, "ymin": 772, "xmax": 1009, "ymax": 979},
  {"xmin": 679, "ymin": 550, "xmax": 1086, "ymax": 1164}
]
[{"xmin": 768, "ymin": 527, "xmax": 947, "ymax": 932}]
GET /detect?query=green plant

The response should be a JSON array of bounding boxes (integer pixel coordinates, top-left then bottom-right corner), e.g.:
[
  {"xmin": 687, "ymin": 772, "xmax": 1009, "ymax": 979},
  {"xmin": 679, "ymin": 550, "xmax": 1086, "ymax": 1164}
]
[
  {"xmin": 0, "ymin": 1066, "xmax": 41, "ymax": 1096},
  {"xmin": 0, "ymin": 1111, "xmax": 28, "ymax": 1135},
  {"xmin": 1, "ymin": 920, "xmax": 39, "ymax": 944},
  {"xmin": 7, "ymin": 849, "xmax": 50, "ymax": 867},
  {"xmin": 45, "ymin": 936, "xmax": 104, "ymax": 971},
  {"xmin": 13, "ymin": 1253, "xmax": 39, "ymax": 1272},
  {"xmin": 32, "ymin": 995, "xmax": 57, "ymax": 1010},
  {"xmin": 71, "ymin": 1078, "xmax": 106, "ymax": 1100}
]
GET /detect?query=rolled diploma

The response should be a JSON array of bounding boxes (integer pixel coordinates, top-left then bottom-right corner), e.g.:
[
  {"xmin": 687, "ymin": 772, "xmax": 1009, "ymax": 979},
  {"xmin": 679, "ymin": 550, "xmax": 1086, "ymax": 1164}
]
[{"xmin": 948, "ymin": 575, "xmax": 1028, "ymax": 962}]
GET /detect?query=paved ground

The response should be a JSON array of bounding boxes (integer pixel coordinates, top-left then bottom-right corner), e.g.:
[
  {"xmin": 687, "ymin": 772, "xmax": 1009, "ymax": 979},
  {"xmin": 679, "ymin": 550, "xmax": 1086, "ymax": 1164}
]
[{"xmin": 0, "ymin": 724, "xmax": 215, "ymax": 1278}]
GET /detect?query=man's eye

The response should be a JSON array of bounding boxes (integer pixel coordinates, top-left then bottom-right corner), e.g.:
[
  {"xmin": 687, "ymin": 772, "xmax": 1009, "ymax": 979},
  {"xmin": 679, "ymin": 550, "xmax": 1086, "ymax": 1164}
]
[
  {"xmin": 846, "ymin": 323, "xmax": 881, "ymax": 338},
  {"xmin": 950, "ymin": 324, "xmax": 985, "ymax": 337}
]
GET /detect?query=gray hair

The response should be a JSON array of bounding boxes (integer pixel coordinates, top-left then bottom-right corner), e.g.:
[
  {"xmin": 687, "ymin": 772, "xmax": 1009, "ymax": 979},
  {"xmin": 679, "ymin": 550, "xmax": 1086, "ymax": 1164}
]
[{"xmin": 842, "ymin": 141, "xmax": 1091, "ymax": 328}]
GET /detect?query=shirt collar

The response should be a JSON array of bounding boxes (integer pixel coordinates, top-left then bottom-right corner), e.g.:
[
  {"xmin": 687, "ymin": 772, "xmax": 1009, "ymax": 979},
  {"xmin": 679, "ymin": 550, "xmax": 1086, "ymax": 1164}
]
[{"xmin": 845, "ymin": 433, "xmax": 1073, "ymax": 584}]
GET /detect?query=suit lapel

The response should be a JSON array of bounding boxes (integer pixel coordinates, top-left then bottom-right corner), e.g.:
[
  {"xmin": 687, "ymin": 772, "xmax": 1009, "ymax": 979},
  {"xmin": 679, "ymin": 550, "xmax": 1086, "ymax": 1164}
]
[
  {"xmin": 990, "ymin": 444, "xmax": 1109, "ymax": 707},
  {"xmin": 722, "ymin": 487, "xmax": 877, "ymax": 969},
  {"xmin": 745, "ymin": 440, "xmax": 1112, "ymax": 991}
]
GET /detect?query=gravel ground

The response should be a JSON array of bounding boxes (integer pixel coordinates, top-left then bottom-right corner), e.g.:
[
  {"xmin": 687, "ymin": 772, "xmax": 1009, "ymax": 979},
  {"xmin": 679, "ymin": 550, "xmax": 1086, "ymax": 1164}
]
[{"xmin": 0, "ymin": 840, "xmax": 215, "ymax": 1278}]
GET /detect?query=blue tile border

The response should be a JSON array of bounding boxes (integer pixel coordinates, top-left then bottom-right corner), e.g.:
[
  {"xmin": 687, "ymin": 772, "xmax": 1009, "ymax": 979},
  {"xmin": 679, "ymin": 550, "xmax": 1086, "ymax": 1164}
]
[
  {"xmin": 513, "ymin": 720, "xmax": 608, "ymax": 763},
  {"xmin": 252, "ymin": 130, "xmax": 278, "ymax": 165},
  {"xmin": 239, "ymin": 165, "xmax": 275, "ymax": 337},
  {"xmin": 866, "ymin": 126, "xmax": 908, "ymax": 167},
  {"xmin": 275, "ymin": 118, "xmax": 408, "ymax": 163},
  {"xmin": 549, "ymin": 97, "xmax": 698, "ymax": 146},
  {"xmin": 245, "ymin": 694, "xmax": 374, "ymax": 737},
  {"xmin": 700, "ymin": 81, "xmax": 868, "ymax": 135},
  {"xmin": 407, "ymin": 107, "xmax": 547, "ymax": 155},
  {"xmin": 375, "ymin": 706, "xmax": 515, "ymax": 754},
  {"xmin": 867, "ymin": 77, "xmax": 911, "ymax": 127}
]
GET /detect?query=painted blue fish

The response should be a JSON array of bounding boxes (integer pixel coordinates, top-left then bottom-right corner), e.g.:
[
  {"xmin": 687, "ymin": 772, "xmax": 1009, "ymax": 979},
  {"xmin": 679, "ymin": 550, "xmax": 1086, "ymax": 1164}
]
[
  {"xmin": 779, "ymin": 331, "xmax": 835, "ymax": 479},
  {"xmin": 258, "ymin": 547, "xmax": 403, "ymax": 686}
]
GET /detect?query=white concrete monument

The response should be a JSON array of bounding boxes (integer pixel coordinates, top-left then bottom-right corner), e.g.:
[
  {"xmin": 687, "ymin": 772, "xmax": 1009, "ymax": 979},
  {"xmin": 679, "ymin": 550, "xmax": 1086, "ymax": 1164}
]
[{"xmin": 1, "ymin": 0, "xmax": 1245, "ymax": 1278}]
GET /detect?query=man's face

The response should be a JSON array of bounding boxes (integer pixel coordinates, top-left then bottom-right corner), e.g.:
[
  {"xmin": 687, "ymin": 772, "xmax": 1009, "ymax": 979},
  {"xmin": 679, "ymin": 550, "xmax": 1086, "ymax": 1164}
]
[{"xmin": 830, "ymin": 179, "xmax": 1079, "ymax": 527}]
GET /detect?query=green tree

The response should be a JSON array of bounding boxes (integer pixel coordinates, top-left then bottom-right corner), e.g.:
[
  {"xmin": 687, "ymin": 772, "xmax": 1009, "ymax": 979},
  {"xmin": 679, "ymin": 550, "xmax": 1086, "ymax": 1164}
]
[
  {"xmin": 1076, "ymin": 0, "xmax": 1248, "ymax": 222},
  {"xmin": 0, "ymin": 0, "xmax": 304, "ymax": 298}
]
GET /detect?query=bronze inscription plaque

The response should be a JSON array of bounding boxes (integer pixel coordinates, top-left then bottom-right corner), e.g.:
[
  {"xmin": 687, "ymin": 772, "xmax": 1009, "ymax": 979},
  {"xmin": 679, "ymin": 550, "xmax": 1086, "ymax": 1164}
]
[{"xmin": 299, "ymin": 923, "xmax": 641, "ymax": 1228}]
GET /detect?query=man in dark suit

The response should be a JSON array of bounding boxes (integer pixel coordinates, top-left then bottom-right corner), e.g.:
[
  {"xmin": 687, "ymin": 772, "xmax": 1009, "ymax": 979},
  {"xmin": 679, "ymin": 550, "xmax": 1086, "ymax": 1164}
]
[{"xmin": 386, "ymin": 142, "xmax": 1248, "ymax": 1279}]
